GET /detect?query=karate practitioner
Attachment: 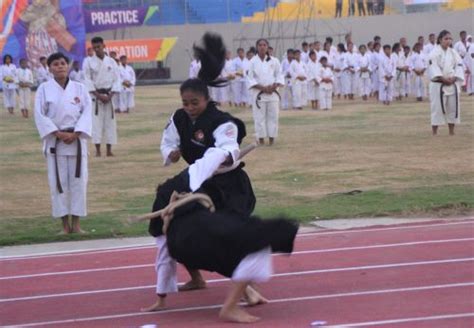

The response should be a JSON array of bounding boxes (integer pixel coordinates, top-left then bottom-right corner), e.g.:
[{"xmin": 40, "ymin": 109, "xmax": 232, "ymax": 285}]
[
  {"xmin": 35, "ymin": 56, "xmax": 51, "ymax": 85},
  {"xmin": 409, "ymin": 42, "xmax": 427, "ymax": 101},
  {"xmin": 247, "ymin": 38, "xmax": 284, "ymax": 145},
  {"xmin": 306, "ymin": 51, "xmax": 321, "ymax": 109},
  {"xmin": 143, "ymin": 34, "xmax": 298, "ymax": 324},
  {"xmin": 0, "ymin": 54, "xmax": 17, "ymax": 114},
  {"xmin": 289, "ymin": 49, "xmax": 308, "ymax": 110},
  {"xmin": 464, "ymin": 43, "xmax": 474, "ymax": 95},
  {"xmin": 379, "ymin": 44, "xmax": 396, "ymax": 105},
  {"xmin": 333, "ymin": 44, "xmax": 346, "ymax": 99},
  {"xmin": 280, "ymin": 49, "xmax": 294, "ymax": 110},
  {"xmin": 231, "ymin": 48, "xmax": 248, "ymax": 107},
  {"xmin": 83, "ymin": 36, "xmax": 121, "ymax": 157},
  {"xmin": 69, "ymin": 60, "xmax": 86, "ymax": 84},
  {"xmin": 342, "ymin": 42, "xmax": 358, "ymax": 100},
  {"xmin": 17, "ymin": 58, "xmax": 34, "ymax": 118},
  {"xmin": 370, "ymin": 42, "xmax": 382, "ymax": 98},
  {"xmin": 357, "ymin": 45, "xmax": 372, "ymax": 101},
  {"xmin": 118, "ymin": 55, "xmax": 136, "ymax": 113},
  {"xmin": 318, "ymin": 57, "xmax": 334, "ymax": 111},
  {"xmin": 453, "ymin": 31, "xmax": 469, "ymax": 59},
  {"xmin": 429, "ymin": 30, "xmax": 464, "ymax": 136},
  {"xmin": 34, "ymin": 52, "xmax": 92, "ymax": 234}
]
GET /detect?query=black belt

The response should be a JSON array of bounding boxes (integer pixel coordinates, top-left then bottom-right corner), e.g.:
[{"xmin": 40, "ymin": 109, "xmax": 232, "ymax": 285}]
[
  {"xmin": 256, "ymin": 90, "xmax": 281, "ymax": 109},
  {"xmin": 438, "ymin": 83, "xmax": 459, "ymax": 119},
  {"xmin": 50, "ymin": 128, "xmax": 81, "ymax": 194},
  {"xmin": 94, "ymin": 88, "xmax": 114, "ymax": 119}
]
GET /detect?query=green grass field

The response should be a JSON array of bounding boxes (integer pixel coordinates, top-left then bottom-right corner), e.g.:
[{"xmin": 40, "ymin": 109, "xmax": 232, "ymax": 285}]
[{"xmin": 0, "ymin": 85, "xmax": 473, "ymax": 246}]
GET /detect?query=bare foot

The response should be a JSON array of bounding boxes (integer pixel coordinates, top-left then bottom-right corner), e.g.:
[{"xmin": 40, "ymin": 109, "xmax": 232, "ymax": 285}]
[
  {"xmin": 95, "ymin": 152, "xmax": 101, "ymax": 157},
  {"xmin": 219, "ymin": 306, "xmax": 260, "ymax": 323},
  {"xmin": 244, "ymin": 286, "xmax": 268, "ymax": 307},
  {"xmin": 56, "ymin": 229, "xmax": 70, "ymax": 235},
  {"xmin": 106, "ymin": 152, "xmax": 114, "ymax": 157},
  {"xmin": 141, "ymin": 299, "xmax": 166, "ymax": 312},
  {"xmin": 178, "ymin": 279, "xmax": 206, "ymax": 292}
]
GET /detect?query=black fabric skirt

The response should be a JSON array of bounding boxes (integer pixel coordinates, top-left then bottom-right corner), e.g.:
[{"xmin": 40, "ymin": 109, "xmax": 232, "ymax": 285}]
[
  {"xmin": 166, "ymin": 206, "xmax": 299, "ymax": 278},
  {"xmin": 148, "ymin": 163, "xmax": 256, "ymax": 237}
]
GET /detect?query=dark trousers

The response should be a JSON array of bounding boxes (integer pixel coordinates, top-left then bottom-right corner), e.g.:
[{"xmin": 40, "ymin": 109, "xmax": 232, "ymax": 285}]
[
  {"xmin": 358, "ymin": 1, "xmax": 366, "ymax": 16},
  {"xmin": 335, "ymin": 2, "xmax": 342, "ymax": 17},
  {"xmin": 367, "ymin": 2, "xmax": 374, "ymax": 15},
  {"xmin": 348, "ymin": 0, "xmax": 355, "ymax": 16}
]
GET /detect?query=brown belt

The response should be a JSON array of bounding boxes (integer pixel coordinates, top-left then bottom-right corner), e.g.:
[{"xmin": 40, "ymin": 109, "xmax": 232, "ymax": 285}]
[{"xmin": 50, "ymin": 128, "xmax": 81, "ymax": 194}]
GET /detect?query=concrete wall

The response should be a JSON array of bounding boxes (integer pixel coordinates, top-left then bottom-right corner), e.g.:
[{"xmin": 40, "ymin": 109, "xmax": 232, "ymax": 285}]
[{"xmin": 90, "ymin": 9, "xmax": 473, "ymax": 82}]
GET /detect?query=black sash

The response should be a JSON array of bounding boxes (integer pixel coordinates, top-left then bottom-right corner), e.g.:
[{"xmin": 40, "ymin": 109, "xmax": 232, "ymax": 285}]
[
  {"xmin": 50, "ymin": 128, "xmax": 82, "ymax": 194},
  {"xmin": 95, "ymin": 88, "xmax": 114, "ymax": 119},
  {"xmin": 438, "ymin": 83, "xmax": 459, "ymax": 119}
]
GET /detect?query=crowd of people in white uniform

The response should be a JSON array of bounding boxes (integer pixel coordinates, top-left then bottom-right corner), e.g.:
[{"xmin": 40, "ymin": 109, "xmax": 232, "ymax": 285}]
[
  {"xmin": 0, "ymin": 46, "xmax": 136, "ymax": 119},
  {"xmin": 189, "ymin": 30, "xmax": 473, "ymax": 112}
]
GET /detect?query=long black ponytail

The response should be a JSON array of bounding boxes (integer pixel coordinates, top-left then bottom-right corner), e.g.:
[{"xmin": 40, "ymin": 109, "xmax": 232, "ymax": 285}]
[{"xmin": 180, "ymin": 32, "xmax": 227, "ymax": 99}]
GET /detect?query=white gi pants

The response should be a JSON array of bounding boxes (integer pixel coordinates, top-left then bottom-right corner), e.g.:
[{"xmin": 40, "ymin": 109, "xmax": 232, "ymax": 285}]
[
  {"xmin": 154, "ymin": 236, "xmax": 178, "ymax": 294},
  {"xmin": 292, "ymin": 81, "xmax": 306, "ymax": 108},
  {"xmin": 111, "ymin": 93, "xmax": 120, "ymax": 111},
  {"xmin": 359, "ymin": 77, "xmax": 371, "ymax": 96},
  {"xmin": 232, "ymin": 80, "xmax": 248, "ymax": 105},
  {"xmin": 320, "ymin": 88, "xmax": 333, "ymax": 109},
  {"xmin": 307, "ymin": 81, "xmax": 319, "ymax": 101},
  {"xmin": 371, "ymin": 69, "xmax": 379, "ymax": 93},
  {"xmin": 2, "ymin": 89, "xmax": 16, "ymax": 108},
  {"xmin": 412, "ymin": 75, "xmax": 426, "ymax": 98},
  {"xmin": 92, "ymin": 98, "xmax": 117, "ymax": 144},
  {"xmin": 252, "ymin": 100, "xmax": 279, "ymax": 138},
  {"xmin": 18, "ymin": 88, "xmax": 31, "ymax": 109},
  {"xmin": 430, "ymin": 82, "xmax": 461, "ymax": 125},
  {"xmin": 46, "ymin": 154, "xmax": 88, "ymax": 218},
  {"xmin": 379, "ymin": 80, "xmax": 394, "ymax": 102},
  {"xmin": 119, "ymin": 91, "xmax": 135, "ymax": 112},
  {"xmin": 232, "ymin": 247, "xmax": 272, "ymax": 283},
  {"xmin": 334, "ymin": 74, "xmax": 343, "ymax": 95},
  {"xmin": 281, "ymin": 80, "xmax": 292, "ymax": 109},
  {"xmin": 343, "ymin": 71, "xmax": 357, "ymax": 95},
  {"xmin": 400, "ymin": 72, "xmax": 410, "ymax": 96},
  {"xmin": 466, "ymin": 73, "xmax": 473, "ymax": 94}
]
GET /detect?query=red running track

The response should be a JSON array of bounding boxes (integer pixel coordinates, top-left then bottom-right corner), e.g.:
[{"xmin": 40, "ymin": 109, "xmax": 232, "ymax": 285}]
[{"xmin": 1, "ymin": 219, "xmax": 473, "ymax": 327}]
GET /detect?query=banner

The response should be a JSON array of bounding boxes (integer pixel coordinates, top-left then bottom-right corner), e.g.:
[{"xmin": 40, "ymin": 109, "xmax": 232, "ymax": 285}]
[
  {"xmin": 93, "ymin": 38, "xmax": 177, "ymax": 63},
  {"xmin": 83, "ymin": 6, "xmax": 158, "ymax": 32},
  {"xmin": 1, "ymin": 0, "xmax": 86, "ymax": 69}
]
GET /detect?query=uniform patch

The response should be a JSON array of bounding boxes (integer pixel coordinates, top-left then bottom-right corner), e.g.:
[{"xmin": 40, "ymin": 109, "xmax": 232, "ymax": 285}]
[
  {"xmin": 225, "ymin": 125, "xmax": 236, "ymax": 138},
  {"xmin": 72, "ymin": 97, "xmax": 81, "ymax": 104},
  {"xmin": 429, "ymin": 60, "xmax": 432, "ymax": 65},
  {"xmin": 194, "ymin": 130, "xmax": 205, "ymax": 142}
]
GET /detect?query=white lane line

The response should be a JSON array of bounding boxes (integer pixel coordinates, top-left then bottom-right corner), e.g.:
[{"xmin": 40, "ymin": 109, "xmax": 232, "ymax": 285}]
[
  {"xmin": 299, "ymin": 219, "xmax": 474, "ymax": 238},
  {"xmin": 5, "ymin": 282, "xmax": 474, "ymax": 327},
  {"xmin": 325, "ymin": 312, "xmax": 474, "ymax": 327},
  {"xmin": 1, "ymin": 220, "xmax": 472, "ymax": 261},
  {"xmin": 2, "ymin": 237, "xmax": 473, "ymax": 280},
  {"xmin": 1, "ymin": 257, "xmax": 473, "ymax": 303}
]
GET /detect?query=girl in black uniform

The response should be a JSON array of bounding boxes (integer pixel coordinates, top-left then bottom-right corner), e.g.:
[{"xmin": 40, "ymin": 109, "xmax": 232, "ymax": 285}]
[{"xmin": 143, "ymin": 33, "xmax": 298, "ymax": 323}]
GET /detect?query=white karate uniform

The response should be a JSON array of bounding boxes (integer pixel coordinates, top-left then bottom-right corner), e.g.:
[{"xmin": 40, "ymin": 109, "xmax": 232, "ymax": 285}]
[
  {"xmin": 247, "ymin": 55, "xmax": 284, "ymax": 138},
  {"xmin": 464, "ymin": 46, "xmax": 474, "ymax": 94},
  {"xmin": 357, "ymin": 53, "xmax": 372, "ymax": 96},
  {"xmin": 370, "ymin": 51, "xmax": 381, "ymax": 93},
  {"xmin": 280, "ymin": 58, "xmax": 293, "ymax": 109},
  {"xmin": 342, "ymin": 51, "xmax": 358, "ymax": 95},
  {"xmin": 429, "ymin": 45, "xmax": 464, "ymax": 126},
  {"xmin": 378, "ymin": 54, "xmax": 396, "ymax": 102},
  {"xmin": 188, "ymin": 59, "xmax": 201, "ymax": 79},
  {"xmin": 306, "ymin": 59, "xmax": 321, "ymax": 101},
  {"xmin": 289, "ymin": 59, "xmax": 308, "ymax": 108},
  {"xmin": 454, "ymin": 41, "xmax": 469, "ymax": 59},
  {"xmin": 217, "ymin": 59, "xmax": 233, "ymax": 103},
  {"xmin": 83, "ymin": 55, "xmax": 121, "ymax": 145},
  {"xmin": 69, "ymin": 69, "xmax": 86, "ymax": 84},
  {"xmin": 301, "ymin": 50, "xmax": 310, "ymax": 64},
  {"xmin": 35, "ymin": 65, "xmax": 51, "ymax": 85},
  {"xmin": 391, "ymin": 53, "xmax": 400, "ymax": 98},
  {"xmin": 318, "ymin": 67, "xmax": 334, "ymax": 110},
  {"xmin": 333, "ymin": 52, "xmax": 345, "ymax": 96},
  {"xmin": 17, "ymin": 68, "xmax": 34, "ymax": 110},
  {"xmin": 409, "ymin": 52, "xmax": 427, "ymax": 98},
  {"xmin": 399, "ymin": 52, "xmax": 411, "ymax": 97},
  {"xmin": 34, "ymin": 79, "xmax": 92, "ymax": 218},
  {"xmin": 424, "ymin": 42, "xmax": 436, "ymax": 57},
  {"xmin": 0, "ymin": 64, "xmax": 17, "ymax": 109},
  {"xmin": 231, "ymin": 56, "xmax": 248, "ymax": 105},
  {"xmin": 119, "ymin": 64, "xmax": 136, "ymax": 112}
]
